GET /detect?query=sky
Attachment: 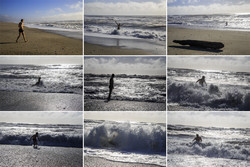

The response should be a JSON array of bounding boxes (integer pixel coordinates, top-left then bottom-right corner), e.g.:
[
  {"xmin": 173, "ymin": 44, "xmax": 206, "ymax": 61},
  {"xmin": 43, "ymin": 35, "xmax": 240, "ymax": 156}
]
[
  {"xmin": 85, "ymin": 111, "xmax": 166, "ymax": 124},
  {"xmin": 0, "ymin": 0, "xmax": 82, "ymax": 22},
  {"xmin": 168, "ymin": 0, "xmax": 250, "ymax": 15},
  {"xmin": 168, "ymin": 56, "xmax": 250, "ymax": 73},
  {"xmin": 0, "ymin": 112, "xmax": 82, "ymax": 125},
  {"xmin": 168, "ymin": 111, "xmax": 250, "ymax": 128},
  {"xmin": 0, "ymin": 56, "xmax": 82, "ymax": 65},
  {"xmin": 85, "ymin": 0, "xmax": 166, "ymax": 15},
  {"xmin": 84, "ymin": 56, "xmax": 166, "ymax": 75}
]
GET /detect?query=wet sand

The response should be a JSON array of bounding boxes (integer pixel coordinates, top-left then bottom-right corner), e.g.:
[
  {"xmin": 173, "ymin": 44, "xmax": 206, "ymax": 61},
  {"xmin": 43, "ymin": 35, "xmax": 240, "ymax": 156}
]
[
  {"xmin": 0, "ymin": 22, "xmax": 82, "ymax": 55},
  {"xmin": 84, "ymin": 42, "xmax": 152, "ymax": 55},
  {"xmin": 0, "ymin": 145, "xmax": 82, "ymax": 167},
  {"xmin": 84, "ymin": 99, "xmax": 166, "ymax": 111},
  {"xmin": 84, "ymin": 156, "xmax": 161, "ymax": 167},
  {"xmin": 0, "ymin": 91, "xmax": 82, "ymax": 111},
  {"xmin": 168, "ymin": 27, "xmax": 250, "ymax": 55}
]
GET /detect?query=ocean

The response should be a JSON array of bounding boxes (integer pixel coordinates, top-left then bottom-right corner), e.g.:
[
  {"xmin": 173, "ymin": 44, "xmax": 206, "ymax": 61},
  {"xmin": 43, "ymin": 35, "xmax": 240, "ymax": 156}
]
[
  {"xmin": 0, "ymin": 64, "xmax": 83, "ymax": 94},
  {"xmin": 168, "ymin": 14, "xmax": 250, "ymax": 31},
  {"xmin": 0, "ymin": 122, "xmax": 82, "ymax": 148},
  {"xmin": 168, "ymin": 68, "xmax": 250, "ymax": 111},
  {"xmin": 168, "ymin": 124, "xmax": 250, "ymax": 167},
  {"xmin": 84, "ymin": 74, "xmax": 166, "ymax": 103},
  {"xmin": 84, "ymin": 15, "xmax": 166, "ymax": 53},
  {"xmin": 84, "ymin": 119, "xmax": 166, "ymax": 166},
  {"xmin": 26, "ymin": 20, "xmax": 82, "ymax": 39}
]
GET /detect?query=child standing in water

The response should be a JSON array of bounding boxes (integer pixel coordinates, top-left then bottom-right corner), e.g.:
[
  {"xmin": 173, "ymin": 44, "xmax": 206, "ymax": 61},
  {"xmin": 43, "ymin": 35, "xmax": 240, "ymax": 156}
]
[
  {"xmin": 107, "ymin": 74, "xmax": 115, "ymax": 101},
  {"xmin": 16, "ymin": 19, "xmax": 28, "ymax": 43},
  {"xmin": 30, "ymin": 132, "xmax": 39, "ymax": 148}
]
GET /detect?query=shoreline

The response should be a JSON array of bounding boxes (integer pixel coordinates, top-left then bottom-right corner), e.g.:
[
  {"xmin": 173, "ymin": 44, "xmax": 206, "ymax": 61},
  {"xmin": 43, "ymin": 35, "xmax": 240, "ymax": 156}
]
[
  {"xmin": 0, "ymin": 22, "xmax": 82, "ymax": 55},
  {"xmin": 84, "ymin": 35, "xmax": 166, "ymax": 55},
  {"xmin": 84, "ymin": 99, "xmax": 166, "ymax": 111},
  {"xmin": 84, "ymin": 156, "xmax": 162, "ymax": 167},
  {"xmin": 168, "ymin": 27, "xmax": 250, "ymax": 55},
  {"xmin": 0, "ymin": 91, "xmax": 82, "ymax": 111}
]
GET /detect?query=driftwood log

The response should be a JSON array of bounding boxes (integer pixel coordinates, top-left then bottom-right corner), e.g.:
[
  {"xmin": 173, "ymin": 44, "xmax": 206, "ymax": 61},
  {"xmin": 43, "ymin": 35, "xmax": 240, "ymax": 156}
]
[{"xmin": 173, "ymin": 40, "xmax": 224, "ymax": 50}]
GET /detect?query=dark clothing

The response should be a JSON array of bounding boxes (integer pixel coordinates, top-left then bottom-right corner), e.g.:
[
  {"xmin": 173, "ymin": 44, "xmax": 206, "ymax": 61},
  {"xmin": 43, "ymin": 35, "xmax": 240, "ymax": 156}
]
[{"xmin": 19, "ymin": 28, "xmax": 24, "ymax": 33}]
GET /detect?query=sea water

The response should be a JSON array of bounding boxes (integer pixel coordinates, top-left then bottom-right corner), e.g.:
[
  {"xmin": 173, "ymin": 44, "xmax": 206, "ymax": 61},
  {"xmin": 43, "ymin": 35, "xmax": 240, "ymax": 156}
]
[
  {"xmin": 84, "ymin": 119, "xmax": 166, "ymax": 166},
  {"xmin": 168, "ymin": 14, "xmax": 250, "ymax": 31},
  {"xmin": 168, "ymin": 124, "xmax": 250, "ymax": 167},
  {"xmin": 84, "ymin": 74, "xmax": 166, "ymax": 103},
  {"xmin": 26, "ymin": 20, "xmax": 82, "ymax": 39},
  {"xmin": 0, "ymin": 64, "xmax": 82, "ymax": 94},
  {"xmin": 168, "ymin": 68, "xmax": 250, "ymax": 110},
  {"xmin": 0, "ymin": 122, "xmax": 82, "ymax": 148}
]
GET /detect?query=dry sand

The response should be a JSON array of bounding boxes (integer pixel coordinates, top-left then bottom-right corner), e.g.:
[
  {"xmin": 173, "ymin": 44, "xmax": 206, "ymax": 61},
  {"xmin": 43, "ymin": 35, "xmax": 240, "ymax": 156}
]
[
  {"xmin": 168, "ymin": 27, "xmax": 250, "ymax": 55},
  {"xmin": 84, "ymin": 156, "xmax": 161, "ymax": 167},
  {"xmin": 0, "ymin": 145, "xmax": 82, "ymax": 167},
  {"xmin": 84, "ymin": 42, "xmax": 152, "ymax": 55},
  {"xmin": 0, "ymin": 22, "xmax": 82, "ymax": 55},
  {"xmin": 84, "ymin": 99, "xmax": 166, "ymax": 111},
  {"xmin": 0, "ymin": 91, "xmax": 82, "ymax": 111}
]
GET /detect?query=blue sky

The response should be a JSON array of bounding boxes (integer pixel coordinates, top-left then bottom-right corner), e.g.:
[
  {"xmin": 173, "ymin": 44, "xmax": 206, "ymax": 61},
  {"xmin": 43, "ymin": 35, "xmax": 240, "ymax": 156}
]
[
  {"xmin": 0, "ymin": 0, "xmax": 82, "ymax": 22},
  {"xmin": 168, "ymin": 0, "xmax": 250, "ymax": 15},
  {"xmin": 85, "ymin": 0, "xmax": 165, "ymax": 15}
]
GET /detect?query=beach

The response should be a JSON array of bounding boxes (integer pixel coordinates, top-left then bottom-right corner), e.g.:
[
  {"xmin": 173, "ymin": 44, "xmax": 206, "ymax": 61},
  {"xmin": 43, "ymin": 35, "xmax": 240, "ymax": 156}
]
[
  {"xmin": 0, "ymin": 145, "xmax": 82, "ymax": 167},
  {"xmin": 85, "ymin": 156, "xmax": 161, "ymax": 167},
  {"xmin": 84, "ymin": 99, "xmax": 166, "ymax": 111},
  {"xmin": 0, "ymin": 91, "xmax": 82, "ymax": 111},
  {"xmin": 168, "ymin": 27, "xmax": 250, "ymax": 55},
  {"xmin": 84, "ymin": 42, "xmax": 152, "ymax": 55},
  {"xmin": 0, "ymin": 22, "xmax": 82, "ymax": 55}
]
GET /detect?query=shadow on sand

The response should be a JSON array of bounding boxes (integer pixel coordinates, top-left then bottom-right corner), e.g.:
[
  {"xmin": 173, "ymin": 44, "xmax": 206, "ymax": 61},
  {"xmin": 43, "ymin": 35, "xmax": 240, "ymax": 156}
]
[
  {"xmin": 0, "ymin": 42, "xmax": 17, "ymax": 44},
  {"xmin": 168, "ymin": 45, "xmax": 223, "ymax": 53}
]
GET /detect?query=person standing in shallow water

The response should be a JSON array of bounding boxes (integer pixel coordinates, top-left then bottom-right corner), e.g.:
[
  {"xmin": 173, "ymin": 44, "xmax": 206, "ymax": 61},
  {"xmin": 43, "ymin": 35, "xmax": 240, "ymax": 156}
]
[
  {"xmin": 196, "ymin": 76, "xmax": 207, "ymax": 87},
  {"xmin": 115, "ymin": 21, "xmax": 123, "ymax": 30},
  {"xmin": 107, "ymin": 74, "xmax": 115, "ymax": 101},
  {"xmin": 16, "ymin": 19, "xmax": 28, "ymax": 43}
]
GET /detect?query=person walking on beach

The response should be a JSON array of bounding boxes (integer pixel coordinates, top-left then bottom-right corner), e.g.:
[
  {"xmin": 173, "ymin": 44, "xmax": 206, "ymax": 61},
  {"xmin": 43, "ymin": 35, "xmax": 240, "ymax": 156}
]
[
  {"xmin": 107, "ymin": 74, "xmax": 115, "ymax": 101},
  {"xmin": 191, "ymin": 134, "xmax": 202, "ymax": 146},
  {"xmin": 30, "ymin": 132, "xmax": 40, "ymax": 148},
  {"xmin": 196, "ymin": 76, "xmax": 207, "ymax": 87},
  {"xmin": 16, "ymin": 19, "xmax": 28, "ymax": 43},
  {"xmin": 115, "ymin": 21, "xmax": 123, "ymax": 30}
]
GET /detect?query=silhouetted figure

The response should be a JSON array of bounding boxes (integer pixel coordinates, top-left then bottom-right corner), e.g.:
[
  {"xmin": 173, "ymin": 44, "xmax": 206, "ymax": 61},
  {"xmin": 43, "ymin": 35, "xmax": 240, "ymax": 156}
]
[
  {"xmin": 196, "ymin": 76, "xmax": 207, "ymax": 87},
  {"xmin": 107, "ymin": 74, "xmax": 115, "ymax": 101},
  {"xmin": 30, "ymin": 132, "xmax": 40, "ymax": 148},
  {"xmin": 191, "ymin": 134, "xmax": 202, "ymax": 146},
  {"xmin": 16, "ymin": 19, "xmax": 28, "ymax": 43},
  {"xmin": 225, "ymin": 22, "xmax": 228, "ymax": 26},
  {"xmin": 33, "ymin": 76, "xmax": 42, "ymax": 86},
  {"xmin": 115, "ymin": 21, "xmax": 123, "ymax": 30}
]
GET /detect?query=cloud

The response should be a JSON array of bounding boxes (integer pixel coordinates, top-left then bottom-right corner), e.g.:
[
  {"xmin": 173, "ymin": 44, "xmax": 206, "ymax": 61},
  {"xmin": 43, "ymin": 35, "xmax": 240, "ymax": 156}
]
[
  {"xmin": 168, "ymin": 1, "xmax": 250, "ymax": 14},
  {"xmin": 85, "ymin": 0, "xmax": 166, "ymax": 15},
  {"xmin": 84, "ymin": 57, "xmax": 166, "ymax": 75},
  {"xmin": 168, "ymin": 56, "xmax": 250, "ymax": 73},
  {"xmin": 66, "ymin": 1, "xmax": 82, "ymax": 10},
  {"xmin": 49, "ymin": 8, "xmax": 63, "ymax": 14},
  {"xmin": 41, "ymin": 12, "xmax": 82, "ymax": 21}
]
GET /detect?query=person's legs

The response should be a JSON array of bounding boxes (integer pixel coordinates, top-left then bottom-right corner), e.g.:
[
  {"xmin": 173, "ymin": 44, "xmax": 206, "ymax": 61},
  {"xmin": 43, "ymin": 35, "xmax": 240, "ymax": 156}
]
[
  {"xmin": 21, "ymin": 32, "xmax": 27, "ymax": 42},
  {"xmin": 108, "ymin": 88, "xmax": 112, "ymax": 100},
  {"xmin": 16, "ymin": 32, "xmax": 21, "ymax": 42}
]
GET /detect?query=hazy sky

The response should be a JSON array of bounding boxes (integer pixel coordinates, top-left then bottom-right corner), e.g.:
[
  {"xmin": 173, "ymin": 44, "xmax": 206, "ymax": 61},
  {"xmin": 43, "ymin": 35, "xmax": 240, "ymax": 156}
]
[
  {"xmin": 0, "ymin": 0, "xmax": 82, "ymax": 22},
  {"xmin": 168, "ymin": 0, "xmax": 250, "ymax": 15},
  {"xmin": 168, "ymin": 111, "xmax": 250, "ymax": 128},
  {"xmin": 85, "ymin": 0, "xmax": 166, "ymax": 15},
  {"xmin": 85, "ymin": 111, "xmax": 166, "ymax": 124},
  {"xmin": 0, "ymin": 112, "xmax": 82, "ymax": 125},
  {"xmin": 0, "ymin": 56, "xmax": 82, "ymax": 65},
  {"xmin": 85, "ymin": 56, "xmax": 166, "ymax": 75},
  {"xmin": 168, "ymin": 56, "xmax": 250, "ymax": 73}
]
